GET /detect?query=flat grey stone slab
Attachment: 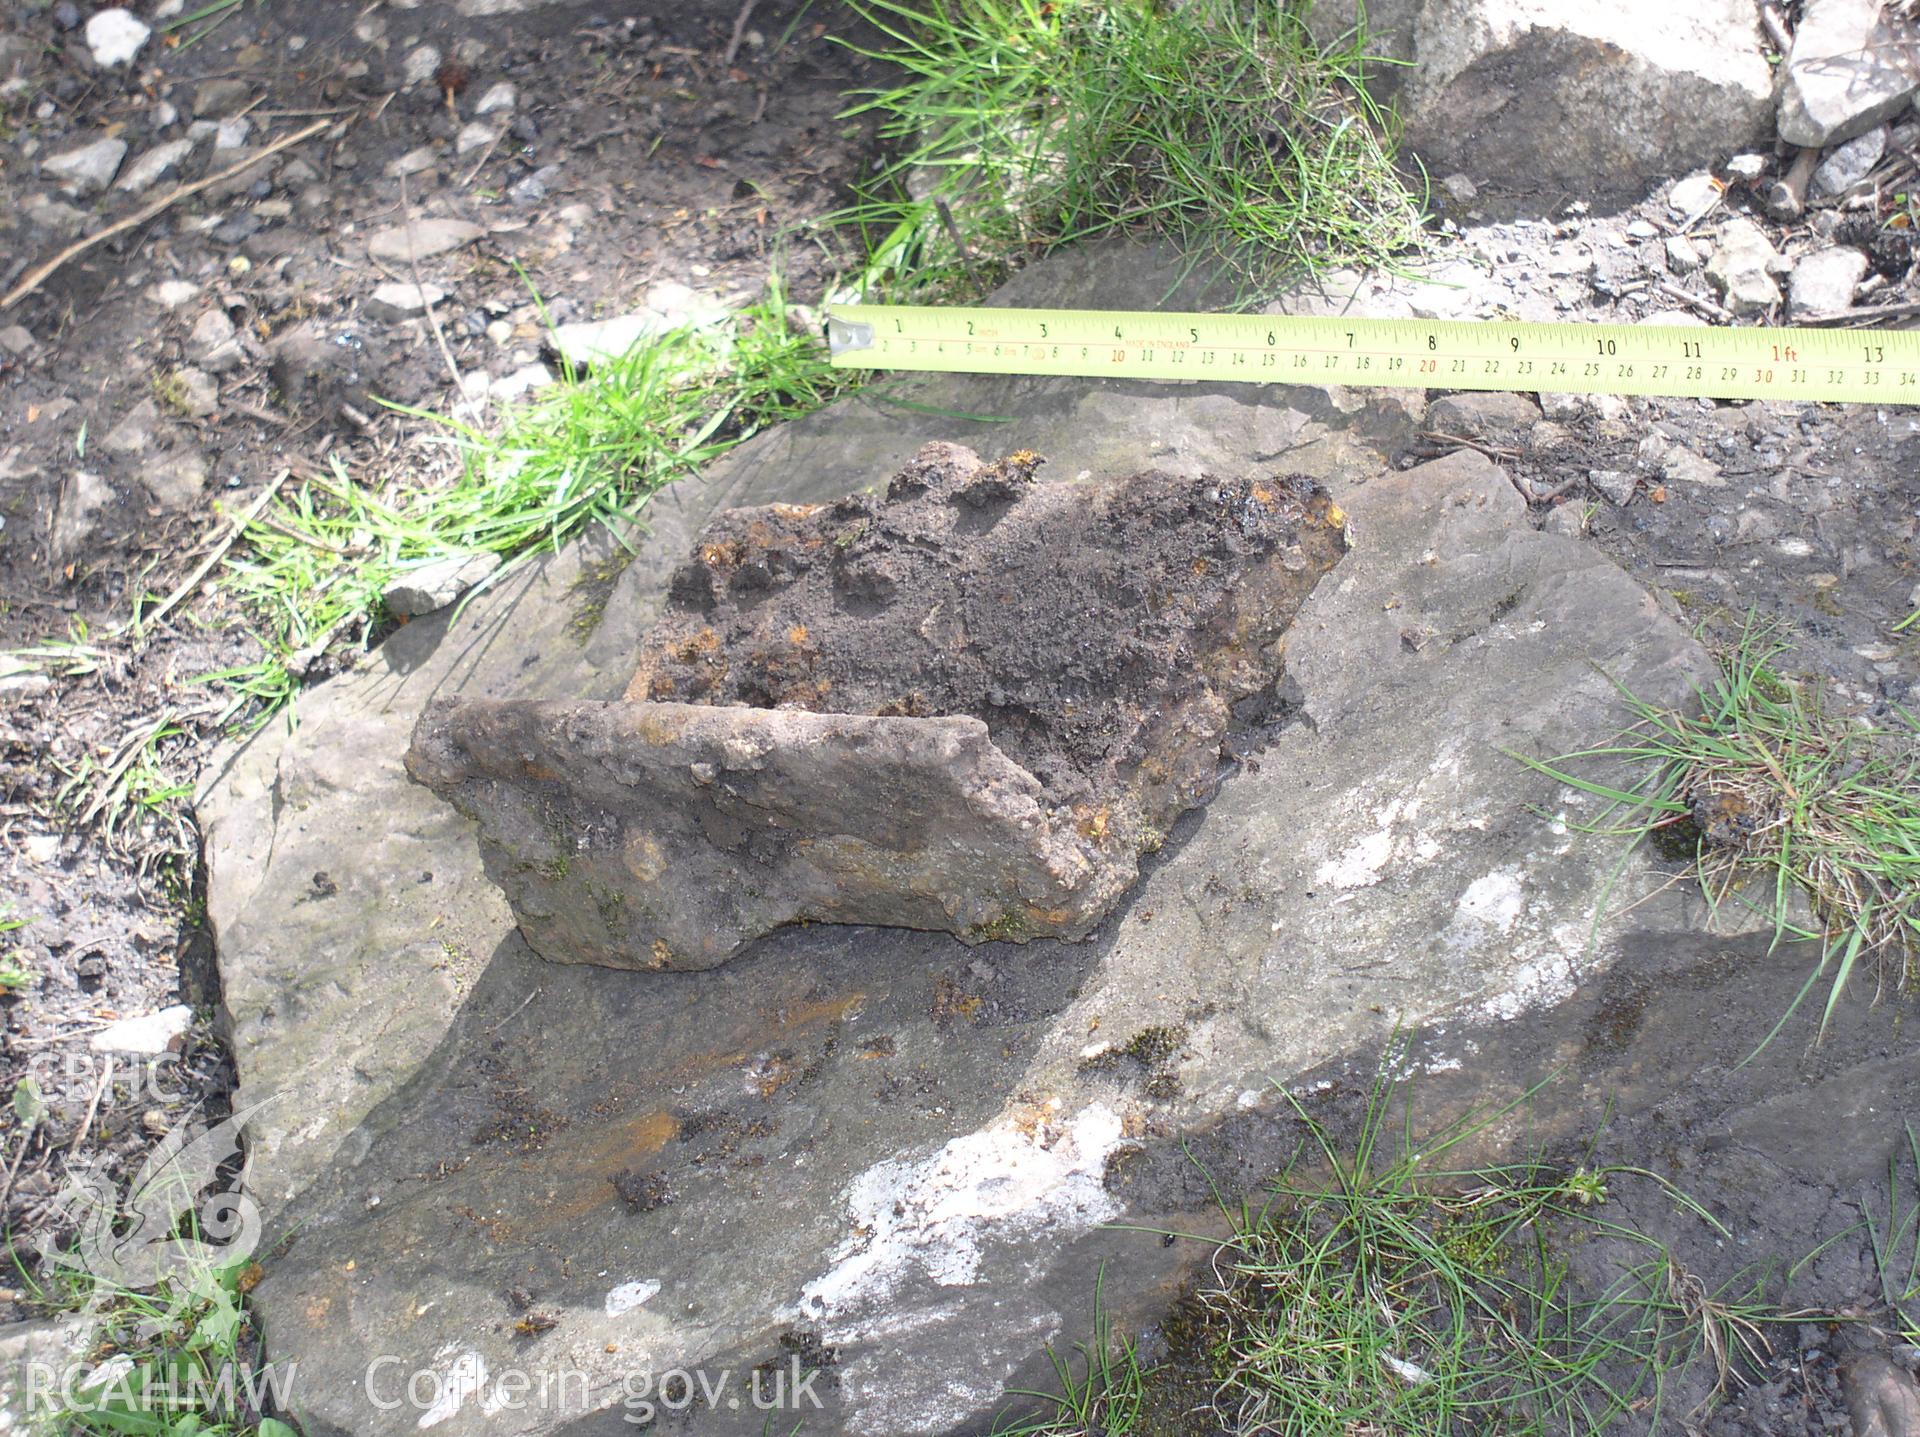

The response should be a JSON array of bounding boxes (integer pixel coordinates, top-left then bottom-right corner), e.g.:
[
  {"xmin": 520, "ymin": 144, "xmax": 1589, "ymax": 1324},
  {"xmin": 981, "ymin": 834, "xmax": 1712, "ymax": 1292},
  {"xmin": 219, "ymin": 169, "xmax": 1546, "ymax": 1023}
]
[{"xmin": 199, "ymin": 243, "xmax": 1719, "ymax": 1437}]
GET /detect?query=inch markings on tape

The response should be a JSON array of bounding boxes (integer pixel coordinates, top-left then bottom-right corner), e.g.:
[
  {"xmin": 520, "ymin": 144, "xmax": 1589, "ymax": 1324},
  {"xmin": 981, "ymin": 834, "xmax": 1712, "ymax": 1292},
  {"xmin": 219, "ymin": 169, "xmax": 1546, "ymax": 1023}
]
[{"xmin": 825, "ymin": 304, "xmax": 1920, "ymax": 406}]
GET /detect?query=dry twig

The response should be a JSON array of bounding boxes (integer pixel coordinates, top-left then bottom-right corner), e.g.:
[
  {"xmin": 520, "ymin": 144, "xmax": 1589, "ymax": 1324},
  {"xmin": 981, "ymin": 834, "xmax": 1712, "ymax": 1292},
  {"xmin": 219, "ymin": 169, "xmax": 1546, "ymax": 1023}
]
[{"xmin": 1, "ymin": 118, "xmax": 336, "ymax": 312}]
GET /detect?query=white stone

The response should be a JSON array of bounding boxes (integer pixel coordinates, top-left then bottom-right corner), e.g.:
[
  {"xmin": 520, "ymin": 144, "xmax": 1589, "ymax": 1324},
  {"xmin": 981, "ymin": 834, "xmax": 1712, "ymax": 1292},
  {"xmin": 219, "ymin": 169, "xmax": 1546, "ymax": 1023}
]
[
  {"xmin": 42, "ymin": 137, "xmax": 128, "ymax": 197},
  {"xmin": 403, "ymin": 44, "xmax": 442, "ymax": 88},
  {"xmin": 90, "ymin": 1004, "xmax": 193, "ymax": 1055},
  {"xmin": 103, "ymin": 398, "xmax": 159, "ymax": 455},
  {"xmin": 474, "ymin": 81, "xmax": 517, "ymax": 114},
  {"xmin": 149, "ymin": 279, "xmax": 200, "ymax": 309},
  {"xmin": 1666, "ymin": 170, "xmax": 1719, "ymax": 217},
  {"xmin": 1812, "ymin": 125, "xmax": 1887, "ymax": 197},
  {"xmin": 1325, "ymin": 0, "xmax": 1774, "ymax": 190},
  {"xmin": 213, "ymin": 116, "xmax": 251, "ymax": 151},
  {"xmin": 85, "ymin": 8, "xmax": 151, "ymax": 67},
  {"xmin": 189, "ymin": 308, "xmax": 244, "ymax": 372},
  {"xmin": 550, "ymin": 311, "xmax": 669, "ymax": 368},
  {"xmin": 603, "ymin": 1281, "xmax": 659, "ymax": 1317},
  {"xmin": 644, "ymin": 281, "xmax": 729, "ymax": 327},
  {"xmin": 172, "ymin": 367, "xmax": 220, "ymax": 418},
  {"xmin": 367, "ymin": 282, "xmax": 448, "ymax": 321},
  {"xmin": 384, "ymin": 146, "xmax": 437, "ymax": 179},
  {"xmin": 1542, "ymin": 391, "xmax": 1627, "ymax": 422},
  {"xmin": 455, "ymin": 123, "xmax": 495, "ymax": 155},
  {"xmin": 1778, "ymin": 0, "xmax": 1920, "ymax": 147},
  {"xmin": 115, "ymin": 138, "xmax": 195, "ymax": 193},
  {"xmin": 1787, "ymin": 246, "xmax": 1870, "ymax": 317},
  {"xmin": 1661, "ymin": 445, "xmax": 1725, "ymax": 488},
  {"xmin": 367, "ymin": 219, "xmax": 484, "ymax": 263},
  {"xmin": 383, "ymin": 552, "xmax": 503, "ymax": 616},
  {"xmin": 1705, "ymin": 218, "xmax": 1783, "ymax": 315},
  {"xmin": 1664, "ymin": 235, "xmax": 1703, "ymax": 273},
  {"xmin": 25, "ymin": 196, "xmax": 88, "ymax": 238},
  {"xmin": 490, "ymin": 364, "xmax": 553, "ymax": 401},
  {"xmin": 143, "ymin": 448, "xmax": 209, "ymax": 509}
]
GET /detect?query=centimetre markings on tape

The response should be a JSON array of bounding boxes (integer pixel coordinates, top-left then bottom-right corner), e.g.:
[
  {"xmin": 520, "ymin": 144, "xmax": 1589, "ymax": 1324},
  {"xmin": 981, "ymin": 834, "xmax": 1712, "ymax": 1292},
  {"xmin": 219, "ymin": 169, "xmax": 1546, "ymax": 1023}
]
[{"xmin": 825, "ymin": 304, "xmax": 1920, "ymax": 406}]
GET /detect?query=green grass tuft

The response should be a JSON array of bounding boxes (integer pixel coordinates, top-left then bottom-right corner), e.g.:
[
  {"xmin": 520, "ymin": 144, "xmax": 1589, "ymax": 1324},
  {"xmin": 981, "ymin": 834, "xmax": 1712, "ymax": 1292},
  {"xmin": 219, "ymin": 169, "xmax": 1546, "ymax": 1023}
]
[
  {"xmin": 202, "ymin": 281, "xmax": 851, "ymax": 721},
  {"xmin": 0, "ymin": 908, "xmax": 31, "ymax": 993},
  {"xmin": 1863, "ymin": 1123, "xmax": 1920, "ymax": 1348},
  {"xmin": 994, "ymin": 1266, "xmax": 1151, "ymax": 1436},
  {"xmin": 1003, "ymin": 1055, "xmax": 1792, "ymax": 1436},
  {"xmin": 8, "ymin": 1219, "xmax": 291, "ymax": 1436},
  {"xmin": 1193, "ymin": 1072, "xmax": 1778, "ymax": 1436},
  {"xmin": 1515, "ymin": 621, "xmax": 1920, "ymax": 1046},
  {"xmin": 833, "ymin": 0, "xmax": 1423, "ymax": 305}
]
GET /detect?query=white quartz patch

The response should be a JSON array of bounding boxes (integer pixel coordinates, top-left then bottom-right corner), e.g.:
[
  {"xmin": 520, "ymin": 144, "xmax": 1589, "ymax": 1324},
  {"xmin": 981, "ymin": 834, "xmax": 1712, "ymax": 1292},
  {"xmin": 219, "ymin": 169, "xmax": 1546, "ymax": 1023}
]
[
  {"xmin": 604, "ymin": 1279, "xmax": 661, "ymax": 1316},
  {"xmin": 416, "ymin": 1348, "xmax": 486, "ymax": 1429},
  {"xmin": 792, "ymin": 1104, "xmax": 1124, "ymax": 1323}
]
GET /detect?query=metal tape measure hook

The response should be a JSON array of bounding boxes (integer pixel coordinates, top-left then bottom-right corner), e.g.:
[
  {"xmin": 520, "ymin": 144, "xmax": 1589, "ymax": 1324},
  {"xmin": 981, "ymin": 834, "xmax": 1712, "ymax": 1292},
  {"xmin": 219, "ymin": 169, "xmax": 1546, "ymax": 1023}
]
[{"xmin": 827, "ymin": 316, "xmax": 875, "ymax": 357}]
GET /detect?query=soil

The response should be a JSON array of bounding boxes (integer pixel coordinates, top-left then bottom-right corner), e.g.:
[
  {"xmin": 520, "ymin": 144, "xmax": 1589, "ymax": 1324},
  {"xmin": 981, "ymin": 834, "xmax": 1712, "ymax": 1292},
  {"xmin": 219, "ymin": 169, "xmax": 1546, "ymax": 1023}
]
[
  {"xmin": 0, "ymin": 1, "xmax": 1917, "ymax": 1434},
  {"xmin": 631, "ymin": 441, "xmax": 1345, "ymax": 811},
  {"xmin": 1421, "ymin": 394, "xmax": 1920, "ymax": 702},
  {"xmin": 0, "ymin": 0, "xmax": 883, "ymax": 1303}
]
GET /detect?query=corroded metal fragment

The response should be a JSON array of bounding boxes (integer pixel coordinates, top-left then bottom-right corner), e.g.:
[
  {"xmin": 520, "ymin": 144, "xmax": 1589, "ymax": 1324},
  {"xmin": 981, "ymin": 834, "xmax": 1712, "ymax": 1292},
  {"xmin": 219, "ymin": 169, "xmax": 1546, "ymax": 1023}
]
[{"xmin": 407, "ymin": 442, "xmax": 1346, "ymax": 969}]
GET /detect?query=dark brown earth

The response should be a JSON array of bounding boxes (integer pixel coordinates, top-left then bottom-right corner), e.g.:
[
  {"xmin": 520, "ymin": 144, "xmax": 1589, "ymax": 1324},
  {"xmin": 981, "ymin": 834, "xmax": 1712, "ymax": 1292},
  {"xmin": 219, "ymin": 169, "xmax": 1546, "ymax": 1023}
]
[
  {"xmin": 0, "ymin": 0, "xmax": 884, "ymax": 1301},
  {"xmin": 407, "ymin": 443, "xmax": 1346, "ymax": 968},
  {"xmin": 632, "ymin": 441, "xmax": 1347, "ymax": 810}
]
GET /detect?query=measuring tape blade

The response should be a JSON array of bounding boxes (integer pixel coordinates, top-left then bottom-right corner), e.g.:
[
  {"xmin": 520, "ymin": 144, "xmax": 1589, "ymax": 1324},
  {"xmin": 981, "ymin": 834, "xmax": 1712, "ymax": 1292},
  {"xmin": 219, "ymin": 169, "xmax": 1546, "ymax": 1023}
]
[{"xmin": 825, "ymin": 304, "xmax": 1920, "ymax": 406}]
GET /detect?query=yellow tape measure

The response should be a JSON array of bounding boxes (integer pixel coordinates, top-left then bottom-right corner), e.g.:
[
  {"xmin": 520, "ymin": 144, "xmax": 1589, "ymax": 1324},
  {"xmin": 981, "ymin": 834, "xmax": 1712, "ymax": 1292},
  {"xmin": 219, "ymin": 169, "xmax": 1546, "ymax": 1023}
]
[{"xmin": 826, "ymin": 304, "xmax": 1920, "ymax": 406}]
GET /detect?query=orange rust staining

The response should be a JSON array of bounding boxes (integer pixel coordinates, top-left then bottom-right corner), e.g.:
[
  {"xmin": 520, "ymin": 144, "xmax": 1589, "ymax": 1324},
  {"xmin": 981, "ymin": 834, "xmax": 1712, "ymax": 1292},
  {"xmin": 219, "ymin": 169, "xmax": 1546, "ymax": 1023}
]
[
  {"xmin": 1007, "ymin": 1100, "xmax": 1054, "ymax": 1142},
  {"xmin": 304, "ymin": 1295, "xmax": 332, "ymax": 1326},
  {"xmin": 777, "ymin": 991, "xmax": 867, "ymax": 1032},
  {"xmin": 931, "ymin": 972, "xmax": 983, "ymax": 1026},
  {"xmin": 1024, "ymin": 904, "xmax": 1071, "ymax": 926},
  {"xmin": 700, "ymin": 540, "xmax": 747, "ymax": 569},
  {"xmin": 787, "ymin": 624, "xmax": 811, "ymax": 647},
  {"xmin": 675, "ymin": 629, "xmax": 724, "ymax": 664},
  {"xmin": 1250, "ymin": 482, "xmax": 1275, "ymax": 506},
  {"xmin": 624, "ymin": 832, "xmax": 667, "ymax": 883},
  {"xmin": 649, "ymin": 939, "xmax": 674, "ymax": 969},
  {"xmin": 650, "ymin": 991, "xmax": 872, "ymax": 1087},
  {"xmin": 1191, "ymin": 556, "xmax": 1211, "ymax": 577},
  {"xmin": 1076, "ymin": 806, "xmax": 1112, "ymax": 841},
  {"xmin": 750, "ymin": 1052, "xmax": 800, "ymax": 1099},
  {"xmin": 522, "ymin": 1109, "xmax": 684, "ymax": 1226},
  {"xmin": 588, "ymin": 1109, "xmax": 680, "ymax": 1166},
  {"xmin": 742, "ymin": 522, "xmax": 776, "ymax": 548}
]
